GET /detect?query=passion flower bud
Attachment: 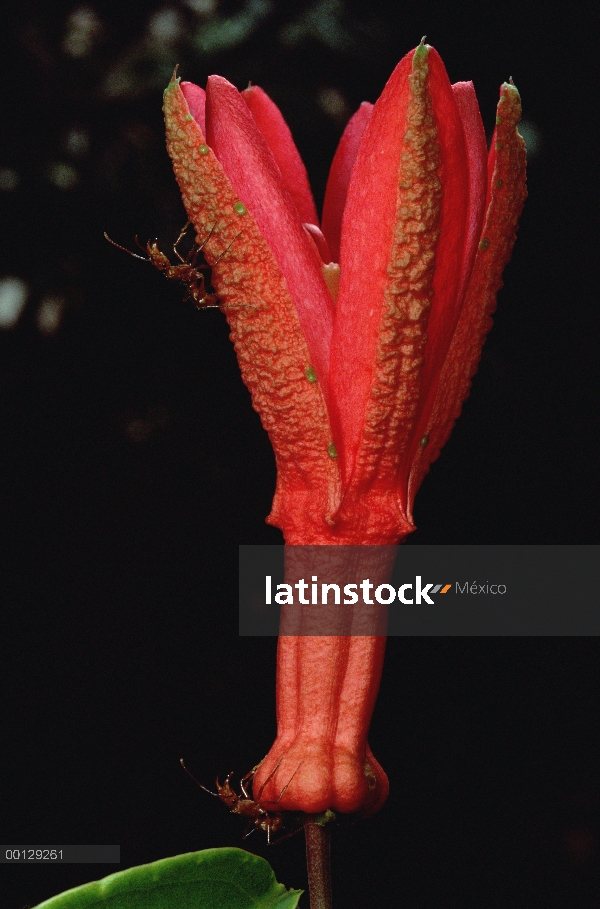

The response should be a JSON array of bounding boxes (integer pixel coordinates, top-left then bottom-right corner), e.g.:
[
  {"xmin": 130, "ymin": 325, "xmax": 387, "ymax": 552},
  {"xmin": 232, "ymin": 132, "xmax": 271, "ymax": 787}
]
[{"xmin": 163, "ymin": 40, "xmax": 526, "ymax": 815}]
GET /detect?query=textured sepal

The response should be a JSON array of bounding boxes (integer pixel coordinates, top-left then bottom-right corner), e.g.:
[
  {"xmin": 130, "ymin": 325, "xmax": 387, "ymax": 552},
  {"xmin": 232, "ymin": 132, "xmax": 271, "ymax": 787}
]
[
  {"xmin": 163, "ymin": 76, "xmax": 342, "ymax": 540},
  {"xmin": 330, "ymin": 44, "xmax": 468, "ymax": 541}
]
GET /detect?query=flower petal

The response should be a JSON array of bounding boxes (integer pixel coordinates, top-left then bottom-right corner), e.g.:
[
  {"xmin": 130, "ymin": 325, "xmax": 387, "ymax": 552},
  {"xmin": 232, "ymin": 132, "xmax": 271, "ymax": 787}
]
[
  {"xmin": 330, "ymin": 48, "xmax": 415, "ymax": 491},
  {"xmin": 164, "ymin": 76, "xmax": 342, "ymax": 541},
  {"xmin": 206, "ymin": 75, "xmax": 335, "ymax": 399},
  {"xmin": 242, "ymin": 84, "xmax": 319, "ymax": 227},
  {"xmin": 181, "ymin": 81, "xmax": 206, "ymax": 134},
  {"xmin": 321, "ymin": 101, "xmax": 373, "ymax": 263},
  {"xmin": 407, "ymin": 81, "xmax": 527, "ymax": 514}
]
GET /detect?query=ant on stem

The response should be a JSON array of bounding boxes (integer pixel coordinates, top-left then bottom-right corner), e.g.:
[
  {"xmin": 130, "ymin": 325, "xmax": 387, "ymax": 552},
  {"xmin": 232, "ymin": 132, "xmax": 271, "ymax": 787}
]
[
  {"xmin": 104, "ymin": 222, "xmax": 241, "ymax": 310},
  {"xmin": 180, "ymin": 758, "xmax": 303, "ymax": 845}
]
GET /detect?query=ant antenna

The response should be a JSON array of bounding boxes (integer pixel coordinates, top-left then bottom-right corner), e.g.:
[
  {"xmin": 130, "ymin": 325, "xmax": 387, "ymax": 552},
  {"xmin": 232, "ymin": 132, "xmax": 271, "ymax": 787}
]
[
  {"xmin": 104, "ymin": 232, "xmax": 149, "ymax": 262},
  {"xmin": 180, "ymin": 758, "xmax": 216, "ymax": 795}
]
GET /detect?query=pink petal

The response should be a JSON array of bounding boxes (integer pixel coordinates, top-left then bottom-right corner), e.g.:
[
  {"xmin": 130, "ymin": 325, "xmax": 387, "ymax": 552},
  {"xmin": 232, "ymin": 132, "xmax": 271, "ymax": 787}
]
[
  {"xmin": 242, "ymin": 84, "xmax": 319, "ymax": 227},
  {"xmin": 321, "ymin": 101, "xmax": 373, "ymax": 263},
  {"xmin": 180, "ymin": 81, "xmax": 206, "ymax": 135},
  {"xmin": 303, "ymin": 223, "xmax": 332, "ymax": 263},
  {"xmin": 206, "ymin": 75, "xmax": 335, "ymax": 398}
]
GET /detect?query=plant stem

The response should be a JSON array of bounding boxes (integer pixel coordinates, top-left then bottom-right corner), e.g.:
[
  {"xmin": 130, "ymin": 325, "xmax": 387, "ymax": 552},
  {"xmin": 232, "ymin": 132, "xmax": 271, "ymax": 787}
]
[{"xmin": 304, "ymin": 815, "xmax": 333, "ymax": 909}]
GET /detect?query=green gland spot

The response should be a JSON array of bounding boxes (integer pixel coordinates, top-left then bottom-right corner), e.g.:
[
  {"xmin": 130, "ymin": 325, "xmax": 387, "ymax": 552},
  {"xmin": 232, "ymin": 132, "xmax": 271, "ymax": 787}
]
[
  {"xmin": 496, "ymin": 178, "xmax": 504, "ymax": 188},
  {"xmin": 233, "ymin": 201, "xmax": 247, "ymax": 216},
  {"xmin": 479, "ymin": 237, "xmax": 491, "ymax": 251},
  {"xmin": 419, "ymin": 434, "xmax": 429, "ymax": 449},
  {"xmin": 198, "ymin": 144, "xmax": 209, "ymax": 155},
  {"xmin": 305, "ymin": 366, "xmax": 317, "ymax": 383},
  {"xmin": 185, "ymin": 113, "xmax": 193, "ymax": 121},
  {"xmin": 327, "ymin": 442, "xmax": 338, "ymax": 459},
  {"xmin": 496, "ymin": 116, "xmax": 503, "ymax": 125},
  {"xmin": 495, "ymin": 140, "xmax": 504, "ymax": 150}
]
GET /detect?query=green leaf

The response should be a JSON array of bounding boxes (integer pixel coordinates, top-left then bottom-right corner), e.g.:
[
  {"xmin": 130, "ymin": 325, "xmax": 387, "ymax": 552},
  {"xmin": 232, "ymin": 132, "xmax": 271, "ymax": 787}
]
[{"xmin": 33, "ymin": 848, "xmax": 303, "ymax": 909}]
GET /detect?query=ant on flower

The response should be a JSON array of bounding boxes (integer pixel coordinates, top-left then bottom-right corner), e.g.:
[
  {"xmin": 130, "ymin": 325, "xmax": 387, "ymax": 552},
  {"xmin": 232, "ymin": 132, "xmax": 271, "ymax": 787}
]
[
  {"xmin": 180, "ymin": 758, "xmax": 303, "ymax": 845},
  {"xmin": 104, "ymin": 222, "xmax": 240, "ymax": 310}
]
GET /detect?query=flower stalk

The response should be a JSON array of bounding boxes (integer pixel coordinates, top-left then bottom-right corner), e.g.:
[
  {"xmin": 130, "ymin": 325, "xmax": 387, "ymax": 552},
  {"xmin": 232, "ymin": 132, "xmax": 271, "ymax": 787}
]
[{"xmin": 304, "ymin": 816, "xmax": 333, "ymax": 909}]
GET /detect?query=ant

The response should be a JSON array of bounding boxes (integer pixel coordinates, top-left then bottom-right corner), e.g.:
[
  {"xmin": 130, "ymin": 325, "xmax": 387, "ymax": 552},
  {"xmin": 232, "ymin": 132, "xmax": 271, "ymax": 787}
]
[
  {"xmin": 104, "ymin": 222, "xmax": 239, "ymax": 310},
  {"xmin": 180, "ymin": 758, "xmax": 303, "ymax": 845}
]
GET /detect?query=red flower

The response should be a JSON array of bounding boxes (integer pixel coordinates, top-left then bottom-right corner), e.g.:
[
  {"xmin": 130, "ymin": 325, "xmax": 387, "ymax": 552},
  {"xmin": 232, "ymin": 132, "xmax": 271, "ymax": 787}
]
[{"xmin": 164, "ymin": 41, "xmax": 526, "ymax": 814}]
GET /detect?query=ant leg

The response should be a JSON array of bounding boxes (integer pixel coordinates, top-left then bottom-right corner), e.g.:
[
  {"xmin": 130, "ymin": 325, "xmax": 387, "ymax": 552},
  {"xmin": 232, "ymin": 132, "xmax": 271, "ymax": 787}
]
[
  {"xmin": 254, "ymin": 755, "xmax": 286, "ymax": 803},
  {"xmin": 274, "ymin": 761, "xmax": 303, "ymax": 804},
  {"xmin": 183, "ymin": 223, "xmax": 218, "ymax": 269},
  {"xmin": 103, "ymin": 232, "xmax": 149, "ymax": 262},
  {"xmin": 184, "ymin": 222, "xmax": 218, "ymax": 265},
  {"xmin": 268, "ymin": 824, "xmax": 305, "ymax": 847},
  {"xmin": 240, "ymin": 778, "xmax": 252, "ymax": 800},
  {"xmin": 210, "ymin": 231, "xmax": 243, "ymax": 267},
  {"xmin": 196, "ymin": 222, "xmax": 217, "ymax": 253},
  {"xmin": 173, "ymin": 222, "xmax": 192, "ymax": 262},
  {"xmin": 240, "ymin": 759, "xmax": 265, "ymax": 799},
  {"xmin": 186, "ymin": 246, "xmax": 200, "ymax": 267},
  {"xmin": 242, "ymin": 821, "xmax": 257, "ymax": 840}
]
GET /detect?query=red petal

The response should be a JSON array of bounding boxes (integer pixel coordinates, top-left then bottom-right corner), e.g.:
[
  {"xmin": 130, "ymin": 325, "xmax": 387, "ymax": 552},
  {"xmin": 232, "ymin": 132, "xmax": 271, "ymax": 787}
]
[
  {"xmin": 206, "ymin": 75, "xmax": 335, "ymax": 399},
  {"xmin": 321, "ymin": 101, "xmax": 373, "ymax": 263},
  {"xmin": 407, "ymin": 81, "xmax": 527, "ymax": 514},
  {"xmin": 180, "ymin": 81, "xmax": 206, "ymax": 134},
  {"xmin": 330, "ymin": 49, "xmax": 415, "ymax": 487},
  {"xmin": 242, "ymin": 84, "xmax": 319, "ymax": 227},
  {"xmin": 303, "ymin": 223, "xmax": 332, "ymax": 263},
  {"xmin": 451, "ymin": 81, "xmax": 488, "ymax": 306}
]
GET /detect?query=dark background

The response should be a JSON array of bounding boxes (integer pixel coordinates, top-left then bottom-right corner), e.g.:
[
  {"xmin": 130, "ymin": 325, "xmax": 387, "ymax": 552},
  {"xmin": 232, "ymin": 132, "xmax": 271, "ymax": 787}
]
[{"xmin": 1, "ymin": 1, "xmax": 598, "ymax": 907}]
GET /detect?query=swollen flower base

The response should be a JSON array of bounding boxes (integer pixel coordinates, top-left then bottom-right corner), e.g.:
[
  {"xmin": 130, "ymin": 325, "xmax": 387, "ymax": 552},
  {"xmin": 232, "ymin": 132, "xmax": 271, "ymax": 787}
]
[{"xmin": 163, "ymin": 41, "xmax": 526, "ymax": 816}]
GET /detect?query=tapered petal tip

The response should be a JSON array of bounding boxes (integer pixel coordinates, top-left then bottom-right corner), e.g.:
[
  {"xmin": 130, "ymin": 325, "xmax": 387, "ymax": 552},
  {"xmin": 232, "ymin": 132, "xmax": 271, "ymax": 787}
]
[
  {"xmin": 163, "ymin": 72, "xmax": 180, "ymax": 101},
  {"xmin": 501, "ymin": 79, "xmax": 521, "ymax": 105},
  {"xmin": 414, "ymin": 38, "xmax": 430, "ymax": 60}
]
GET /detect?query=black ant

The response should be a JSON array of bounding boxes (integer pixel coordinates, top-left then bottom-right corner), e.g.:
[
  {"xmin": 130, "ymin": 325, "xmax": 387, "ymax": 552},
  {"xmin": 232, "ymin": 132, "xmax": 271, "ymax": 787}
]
[
  {"xmin": 104, "ymin": 222, "xmax": 239, "ymax": 310},
  {"xmin": 180, "ymin": 758, "xmax": 303, "ymax": 845}
]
